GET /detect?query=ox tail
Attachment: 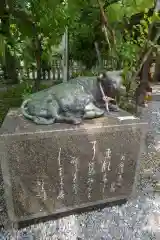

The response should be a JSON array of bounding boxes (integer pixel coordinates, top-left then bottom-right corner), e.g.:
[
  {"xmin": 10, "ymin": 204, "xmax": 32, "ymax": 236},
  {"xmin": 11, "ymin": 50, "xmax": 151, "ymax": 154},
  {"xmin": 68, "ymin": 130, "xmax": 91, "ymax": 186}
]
[
  {"xmin": 21, "ymin": 99, "xmax": 55, "ymax": 125},
  {"xmin": 21, "ymin": 99, "xmax": 34, "ymax": 121}
]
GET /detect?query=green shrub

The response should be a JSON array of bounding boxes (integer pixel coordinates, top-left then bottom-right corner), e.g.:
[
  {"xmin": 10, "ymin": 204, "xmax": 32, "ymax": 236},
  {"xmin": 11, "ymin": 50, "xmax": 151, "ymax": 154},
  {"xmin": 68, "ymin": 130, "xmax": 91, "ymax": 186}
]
[
  {"xmin": 0, "ymin": 82, "xmax": 49, "ymax": 126},
  {"xmin": 71, "ymin": 70, "xmax": 98, "ymax": 78}
]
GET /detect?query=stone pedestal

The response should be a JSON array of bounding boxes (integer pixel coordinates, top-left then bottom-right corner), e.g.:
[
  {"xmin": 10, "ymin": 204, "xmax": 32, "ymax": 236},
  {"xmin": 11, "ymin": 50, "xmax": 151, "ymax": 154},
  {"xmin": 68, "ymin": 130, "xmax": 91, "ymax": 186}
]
[{"xmin": 0, "ymin": 109, "xmax": 147, "ymax": 225}]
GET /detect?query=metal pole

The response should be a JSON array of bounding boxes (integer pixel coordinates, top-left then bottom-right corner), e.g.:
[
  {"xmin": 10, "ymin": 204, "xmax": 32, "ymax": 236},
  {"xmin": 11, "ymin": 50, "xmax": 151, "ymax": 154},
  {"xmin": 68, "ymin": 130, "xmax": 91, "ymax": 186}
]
[
  {"xmin": 62, "ymin": 26, "xmax": 69, "ymax": 82},
  {"xmin": 155, "ymin": 0, "xmax": 160, "ymax": 11},
  {"xmin": 62, "ymin": 0, "xmax": 69, "ymax": 82}
]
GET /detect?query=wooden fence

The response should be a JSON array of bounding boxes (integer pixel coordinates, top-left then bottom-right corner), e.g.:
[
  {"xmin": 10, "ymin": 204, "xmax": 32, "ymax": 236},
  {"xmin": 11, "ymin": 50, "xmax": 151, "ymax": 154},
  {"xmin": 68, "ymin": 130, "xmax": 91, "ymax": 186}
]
[
  {"xmin": 18, "ymin": 60, "xmax": 107, "ymax": 81},
  {"xmin": 17, "ymin": 65, "xmax": 82, "ymax": 81},
  {"xmin": 0, "ymin": 60, "xmax": 109, "ymax": 83}
]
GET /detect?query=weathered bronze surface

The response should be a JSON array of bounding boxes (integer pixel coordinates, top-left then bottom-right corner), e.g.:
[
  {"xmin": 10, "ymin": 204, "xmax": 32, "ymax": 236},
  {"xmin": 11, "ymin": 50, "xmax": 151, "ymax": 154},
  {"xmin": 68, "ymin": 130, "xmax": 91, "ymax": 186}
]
[
  {"xmin": 20, "ymin": 72, "xmax": 123, "ymax": 125},
  {"xmin": 0, "ymin": 109, "xmax": 147, "ymax": 224}
]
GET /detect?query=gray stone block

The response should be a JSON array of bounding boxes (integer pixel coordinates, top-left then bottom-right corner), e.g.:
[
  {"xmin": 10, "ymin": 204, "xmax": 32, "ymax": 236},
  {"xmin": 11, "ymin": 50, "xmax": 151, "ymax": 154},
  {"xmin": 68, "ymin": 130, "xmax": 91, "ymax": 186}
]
[{"xmin": 0, "ymin": 109, "xmax": 147, "ymax": 225}]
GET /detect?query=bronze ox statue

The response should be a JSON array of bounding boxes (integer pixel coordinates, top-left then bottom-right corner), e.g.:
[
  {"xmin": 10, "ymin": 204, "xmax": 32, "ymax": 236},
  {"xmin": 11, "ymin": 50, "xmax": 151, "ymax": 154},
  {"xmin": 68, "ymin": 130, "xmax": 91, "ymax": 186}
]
[{"xmin": 21, "ymin": 70, "xmax": 150, "ymax": 125}]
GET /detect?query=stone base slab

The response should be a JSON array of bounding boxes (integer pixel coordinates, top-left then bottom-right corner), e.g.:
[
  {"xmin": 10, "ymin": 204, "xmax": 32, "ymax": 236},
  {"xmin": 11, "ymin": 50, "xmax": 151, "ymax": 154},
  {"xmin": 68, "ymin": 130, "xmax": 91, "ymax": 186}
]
[{"xmin": 0, "ymin": 109, "xmax": 147, "ymax": 225}]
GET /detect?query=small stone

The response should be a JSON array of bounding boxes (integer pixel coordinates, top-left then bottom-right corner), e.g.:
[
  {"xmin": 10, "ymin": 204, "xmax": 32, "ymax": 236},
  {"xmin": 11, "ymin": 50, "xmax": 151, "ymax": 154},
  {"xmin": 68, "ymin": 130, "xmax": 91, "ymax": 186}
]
[
  {"xmin": 143, "ymin": 168, "xmax": 154, "ymax": 178},
  {"xmin": 153, "ymin": 170, "xmax": 160, "ymax": 181},
  {"xmin": 0, "ymin": 207, "xmax": 3, "ymax": 212},
  {"xmin": 143, "ymin": 186, "xmax": 154, "ymax": 193},
  {"xmin": 154, "ymin": 182, "xmax": 160, "ymax": 192}
]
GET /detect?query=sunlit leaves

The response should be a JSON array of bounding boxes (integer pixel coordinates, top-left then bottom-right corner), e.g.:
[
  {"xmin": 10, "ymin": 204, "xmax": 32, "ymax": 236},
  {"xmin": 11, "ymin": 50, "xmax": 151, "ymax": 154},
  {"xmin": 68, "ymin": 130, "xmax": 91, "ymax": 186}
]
[
  {"xmin": 106, "ymin": 0, "xmax": 154, "ymax": 23},
  {"xmin": 0, "ymin": 0, "xmax": 157, "ymax": 73}
]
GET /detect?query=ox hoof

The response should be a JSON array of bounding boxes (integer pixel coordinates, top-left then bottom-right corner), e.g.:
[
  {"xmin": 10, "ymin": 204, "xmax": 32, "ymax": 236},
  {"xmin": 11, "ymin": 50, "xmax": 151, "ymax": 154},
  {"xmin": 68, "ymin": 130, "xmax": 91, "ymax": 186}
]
[{"xmin": 73, "ymin": 118, "xmax": 82, "ymax": 125}]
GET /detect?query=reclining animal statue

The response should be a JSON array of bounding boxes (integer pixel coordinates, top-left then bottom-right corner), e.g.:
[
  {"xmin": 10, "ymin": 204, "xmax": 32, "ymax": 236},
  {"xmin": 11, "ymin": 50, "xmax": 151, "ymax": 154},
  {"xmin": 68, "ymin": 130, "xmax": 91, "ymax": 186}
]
[{"xmin": 21, "ymin": 71, "xmax": 124, "ymax": 125}]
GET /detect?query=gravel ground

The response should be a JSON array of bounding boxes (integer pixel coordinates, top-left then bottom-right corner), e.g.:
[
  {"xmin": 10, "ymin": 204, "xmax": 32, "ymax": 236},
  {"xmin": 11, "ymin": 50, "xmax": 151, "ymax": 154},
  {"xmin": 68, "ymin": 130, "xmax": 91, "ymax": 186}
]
[{"xmin": 0, "ymin": 99, "xmax": 160, "ymax": 240}]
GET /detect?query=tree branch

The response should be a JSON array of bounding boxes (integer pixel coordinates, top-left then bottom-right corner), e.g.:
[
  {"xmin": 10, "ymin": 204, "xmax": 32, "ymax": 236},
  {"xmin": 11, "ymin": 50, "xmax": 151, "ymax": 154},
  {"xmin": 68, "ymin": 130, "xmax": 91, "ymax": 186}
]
[
  {"xmin": 97, "ymin": 0, "xmax": 116, "ymax": 45},
  {"xmin": 131, "ymin": 31, "xmax": 160, "ymax": 82},
  {"xmin": 104, "ymin": 0, "xmax": 121, "ymax": 8}
]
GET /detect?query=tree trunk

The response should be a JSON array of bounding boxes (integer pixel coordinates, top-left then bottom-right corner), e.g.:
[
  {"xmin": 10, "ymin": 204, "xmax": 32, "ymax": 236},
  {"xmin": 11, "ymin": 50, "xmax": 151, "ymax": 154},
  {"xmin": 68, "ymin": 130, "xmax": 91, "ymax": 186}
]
[
  {"xmin": 153, "ymin": 53, "xmax": 160, "ymax": 82},
  {"xmin": 135, "ymin": 0, "xmax": 160, "ymax": 106},
  {"xmin": 152, "ymin": 0, "xmax": 160, "ymax": 82},
  {"xmin": 33, "ymin": 36, "xmax": 42, "ymax": 92},
  {"xmin": 0, "ymin": 1, "xmax": 18, "ymax": 84},
  {"xmin": 141, "ymin": 52, "xmax": 152, "ymax": 82},
  {"xmin": 2, "ymin": 46, "xmax": 18, "ymax": 84}
]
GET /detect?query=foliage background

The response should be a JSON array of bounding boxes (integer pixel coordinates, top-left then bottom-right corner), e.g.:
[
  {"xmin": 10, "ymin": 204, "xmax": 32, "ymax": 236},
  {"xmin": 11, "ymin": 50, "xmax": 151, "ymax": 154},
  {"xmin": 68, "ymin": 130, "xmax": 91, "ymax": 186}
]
[{"xmin": 0, "ymin": 0, "xmax": 159, "ymax": 125}]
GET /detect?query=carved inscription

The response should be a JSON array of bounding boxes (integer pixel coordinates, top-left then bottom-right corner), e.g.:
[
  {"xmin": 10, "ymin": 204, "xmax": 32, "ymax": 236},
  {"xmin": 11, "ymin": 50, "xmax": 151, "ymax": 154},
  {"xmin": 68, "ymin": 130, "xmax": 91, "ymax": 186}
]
[
  {"xmin": 70, "ymin": 156, "xmax": 79, "ymax": 195},
  {"xmin": 102, "ymin": 148, "xmax": 112, "ymax": 194},
  {"xmin": 87, "ymin": 141, "xmax": 96, "ymax": 199},
  {"xmin": 110, "ymin": 182, "xmax": 116, "ymax": 193},
  {"xmin": 36, "ymin": 179, "xmax": 47, "ymax": 201},
  {"xmin": 116, "ymin": 154, "xmax": 125, "ymax": 187},
  {"xmin": 50, "ymin": 143, "xmax": 128, "ymax": 201},
  {"xmin": 57, "ymin": 147, "xmax": 65, "ymax": 200}
]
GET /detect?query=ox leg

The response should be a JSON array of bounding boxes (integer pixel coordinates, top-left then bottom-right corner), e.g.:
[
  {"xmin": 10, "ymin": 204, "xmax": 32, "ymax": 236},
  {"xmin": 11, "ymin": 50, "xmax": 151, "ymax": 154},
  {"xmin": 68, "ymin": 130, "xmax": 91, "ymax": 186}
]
[
  {"xmin": 48, "ymin": 103, "xmax": 82, "ymax": 125},
  {"xmin": 108, "ymin": 103, "xmax": 119, "ymax": 112},
  {"xmin": 33, "ymin": 116, "xmax": 55, "ymax": 125},
  {"xmin": 83, "ymin": 102, "xmax": 104, "ymax": 119},
  {"xmin": 32, "ymin": 100, "xmax": 58, "ymax": 125},
  {"xmin": 56, "ymin": 114, "xmax": 82, "ymax": 125}
]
